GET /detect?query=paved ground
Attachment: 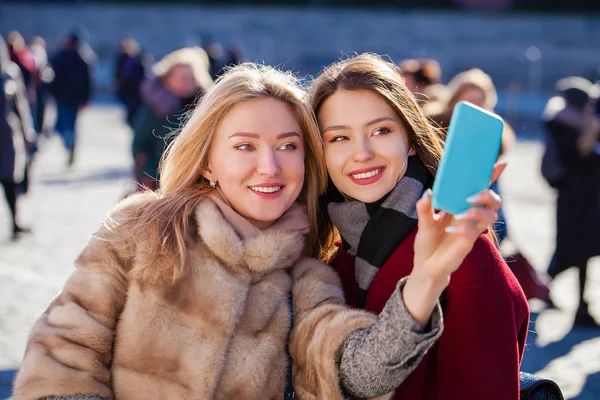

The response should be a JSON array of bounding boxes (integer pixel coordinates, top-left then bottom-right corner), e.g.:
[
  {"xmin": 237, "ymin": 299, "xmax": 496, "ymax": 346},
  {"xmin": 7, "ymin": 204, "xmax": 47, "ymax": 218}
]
[{"xmin": 0, "ymin": 104, "xmax": 599, "ymax": 399}]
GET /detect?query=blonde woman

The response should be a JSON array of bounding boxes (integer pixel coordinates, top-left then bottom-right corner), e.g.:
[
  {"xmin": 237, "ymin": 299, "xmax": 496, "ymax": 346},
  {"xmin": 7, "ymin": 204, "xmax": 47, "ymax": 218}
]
[
  {"xmin": 132, "ymin": 46, "xmax": 213, "ymax": 190},
  {"xmin": 13, "ymin": 63, "xmax": 461, "ymax": 399},
  {"xmin": 428, "ymin": 68, "xmax": 516, "ymax": 157}
]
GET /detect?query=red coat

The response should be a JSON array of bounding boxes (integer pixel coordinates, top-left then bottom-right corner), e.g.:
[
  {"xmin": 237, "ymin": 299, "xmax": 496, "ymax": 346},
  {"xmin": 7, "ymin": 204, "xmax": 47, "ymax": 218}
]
[{"xmin": 330, "ymin": 228, "xmax": 529, "ymax": 400}]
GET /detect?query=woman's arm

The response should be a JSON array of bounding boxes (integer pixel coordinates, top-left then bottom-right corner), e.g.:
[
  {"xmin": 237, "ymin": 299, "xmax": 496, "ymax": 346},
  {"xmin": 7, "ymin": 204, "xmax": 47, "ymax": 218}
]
[
  {"xmin": 13, "ymin": 222, "xmax": 131, "ymax": 400},
  {"xmin": 338, "ymin": 277, "xmax": 443, "ymax": 399},
  {"xmin": 289, "ymin": 259, "xmax": 392, "ymax": 400}
]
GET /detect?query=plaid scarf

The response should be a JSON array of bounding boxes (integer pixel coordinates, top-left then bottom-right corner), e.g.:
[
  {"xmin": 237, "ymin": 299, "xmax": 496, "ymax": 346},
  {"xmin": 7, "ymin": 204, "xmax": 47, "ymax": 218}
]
[{"xmin": 328, "ymin": 156, "xmax": 432, "ymax": 308}]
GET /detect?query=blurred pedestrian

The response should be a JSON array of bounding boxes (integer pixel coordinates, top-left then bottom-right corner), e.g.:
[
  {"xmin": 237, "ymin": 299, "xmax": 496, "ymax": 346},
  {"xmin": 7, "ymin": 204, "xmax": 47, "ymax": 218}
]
[
  {"xmin": 429, "ymin": 68, "xmax": 552, "ymax": 304},
  {"xmin": 399, "ymin": 58, "xmax": 446, "ymax": 106},
  {"xmin": 7, "ymin": 31, "xmax": 36, "ymax": 94},
  {"xmin": 130, "ymin": 46, "xmax": 212, "ymax": 192},
  {"xmin": 202, "ymin": 37, "xmax": 226, "ymax": 80},
  {"xmin": 0, "ymin": 35, "xmax": 36, "ymax": 240},
  {"xmin": 543, "ymin": 77, "xmax": 600, "ymax": 327},
  {"xmin": 114, "ymin": 37, "xmax": 147, "ymax": 127},
  {"xmin": 224, "ymin": 42, "xmax": 243, "ymax": 67},
  {"xmin": 49, "ymin": 32, "xmax": 92, "ymax": 167},
  {"xmin": 30, "ymin": 36, "xmax": 54, "ymax": 134},
  {"xmin": 7, "ymin": 32, "xmax": 38, "ymax": 194}
]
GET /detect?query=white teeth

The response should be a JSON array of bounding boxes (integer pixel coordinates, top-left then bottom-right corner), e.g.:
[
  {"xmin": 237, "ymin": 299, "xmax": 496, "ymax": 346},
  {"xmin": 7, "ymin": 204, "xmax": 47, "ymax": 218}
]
[
  {"xmin": 352, "ymin": 169, "xmax": 380, "ymax": 180},
  {"xmin": 250, "ymin": 186, "xmax": 282, "ymax": 193}
]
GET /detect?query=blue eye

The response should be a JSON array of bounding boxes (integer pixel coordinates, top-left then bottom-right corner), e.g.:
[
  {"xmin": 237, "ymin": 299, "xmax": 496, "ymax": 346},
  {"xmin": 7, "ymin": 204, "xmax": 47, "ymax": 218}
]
[
  {"xmin": 235, "ymin": 143, "xmax": 255, "ymax": 151},
  {"xmin": 279, "ymin": 143, "xmax": 298, "ymax": 151},
  {"xmin": 373, "ymin": 127, "xmax": 391, "ymax": 136}
]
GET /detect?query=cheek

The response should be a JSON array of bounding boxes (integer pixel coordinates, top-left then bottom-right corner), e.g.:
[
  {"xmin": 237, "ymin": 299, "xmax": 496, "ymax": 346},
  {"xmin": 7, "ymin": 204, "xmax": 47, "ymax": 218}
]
[
  {"xmin": 373, "ymin": 137, "xmax": 409, "ymax": 171},
  {"xmin": 213, "ymin": 152, "xmax": 253, "ymax": 182},
  {"xmin": 285, "ymin": 153, "xmax": 306, "ymax": 185},
  {"xmin": 324, "ymin": 146, "xmax": 348, "ymax": 176}
]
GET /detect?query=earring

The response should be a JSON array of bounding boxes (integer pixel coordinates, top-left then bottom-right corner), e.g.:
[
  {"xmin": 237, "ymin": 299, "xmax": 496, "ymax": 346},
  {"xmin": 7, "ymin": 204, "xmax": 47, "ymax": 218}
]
[{"xmin": 210, "ymin": 180, "xmax": 216, "ymax": 188}]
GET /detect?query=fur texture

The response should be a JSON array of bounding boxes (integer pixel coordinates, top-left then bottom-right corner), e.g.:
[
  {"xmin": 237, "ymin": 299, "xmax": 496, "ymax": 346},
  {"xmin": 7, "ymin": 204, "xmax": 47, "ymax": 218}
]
[{"xmin": 14, "ymin": 195, "xmax": 382, "ymax": 400}]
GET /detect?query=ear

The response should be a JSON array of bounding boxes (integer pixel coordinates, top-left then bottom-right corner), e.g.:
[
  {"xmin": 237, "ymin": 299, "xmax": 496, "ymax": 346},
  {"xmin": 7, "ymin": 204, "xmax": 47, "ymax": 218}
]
[
  {"xmin": 201, "ymin": 165, "xmax": 215, "ymax": 182},
  {"xmin": 409, "ymin": 146, "xmax": 417, "ymax": 156}
]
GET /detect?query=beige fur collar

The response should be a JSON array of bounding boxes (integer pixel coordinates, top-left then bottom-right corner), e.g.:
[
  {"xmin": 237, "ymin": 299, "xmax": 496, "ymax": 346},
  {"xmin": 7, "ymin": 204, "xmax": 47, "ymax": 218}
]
[{"xmin": 195, "ymin": 199, "xmax": 305, "ymax": 275}]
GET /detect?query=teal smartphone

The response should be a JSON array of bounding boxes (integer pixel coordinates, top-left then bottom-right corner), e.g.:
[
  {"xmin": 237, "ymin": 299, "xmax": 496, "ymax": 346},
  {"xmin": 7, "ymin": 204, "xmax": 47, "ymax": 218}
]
[{"xmin": 431, "ymin": 101, "xmax": 504, "ymax": 215}]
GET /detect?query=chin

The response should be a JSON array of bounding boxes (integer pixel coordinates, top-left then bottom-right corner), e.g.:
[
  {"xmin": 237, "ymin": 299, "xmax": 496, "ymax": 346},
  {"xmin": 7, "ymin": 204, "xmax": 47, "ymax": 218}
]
[
  {"xmin": 246, "ymin": 204, "xmax": 287, "ymax": 222},
  {"xmin": 347, "ymin": 185, "xmax": 390, "ymax": 204}
]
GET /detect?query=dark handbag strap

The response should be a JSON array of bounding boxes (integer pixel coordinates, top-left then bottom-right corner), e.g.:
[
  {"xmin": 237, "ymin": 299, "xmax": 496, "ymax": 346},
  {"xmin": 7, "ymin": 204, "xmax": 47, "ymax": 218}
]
[
  {"xmin": 284, "ymin": 293, "xmax": 295, "ymax": 400},
  {"xmin": 520, "ymin": 372, "xmax": 564, "ymax": 400}
]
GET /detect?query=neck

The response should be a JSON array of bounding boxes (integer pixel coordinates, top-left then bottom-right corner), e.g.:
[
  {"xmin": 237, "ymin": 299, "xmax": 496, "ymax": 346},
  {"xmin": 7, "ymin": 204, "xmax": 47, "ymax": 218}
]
[
  {"xmin": 245, "ymin": 216, "xmax": 276, "ymax": 231},
  {"xmin": 209, "ymin": 190, "xmax": 309, "ymax": 241}
]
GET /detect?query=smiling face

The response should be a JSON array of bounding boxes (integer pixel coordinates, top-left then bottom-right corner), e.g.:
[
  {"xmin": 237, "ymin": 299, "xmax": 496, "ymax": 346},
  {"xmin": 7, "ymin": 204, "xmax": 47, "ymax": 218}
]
[
  {"xmin": 203, "ymin": 97, "xmax": 305, "ymax": 229},
  {"xmin": 318, "ymin": 89, "xmax": 414, "ymax": 203}
]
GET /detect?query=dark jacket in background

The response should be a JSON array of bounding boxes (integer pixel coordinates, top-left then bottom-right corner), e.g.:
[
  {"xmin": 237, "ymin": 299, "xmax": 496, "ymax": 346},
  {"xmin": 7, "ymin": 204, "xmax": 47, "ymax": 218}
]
[
  {"xmin": 115, "ymin": 52, "xmax": 146, "ymax": 124},
  {"xmin": 132, "ymin": 77, "xmax": 200, "ymax": 186},
  {"xmin": 50, "ymin": 48, "xmax": 91, "ymax": 108},
  {"xmin": 545, "ymin": 107, "xmax": 600, "ymax": 265}
]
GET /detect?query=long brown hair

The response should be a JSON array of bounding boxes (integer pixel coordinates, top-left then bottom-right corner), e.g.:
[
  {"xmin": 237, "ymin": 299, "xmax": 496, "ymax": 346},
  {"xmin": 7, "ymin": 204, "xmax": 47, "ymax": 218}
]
[
  {"xmin": 115, "ymin": 63, "xmax": 327, "ymax": 284},
  {"xmin": 311, "ymin": 53, "xmax": 445, "ymax": 176},
  {"xmin": 309, "ymin": 53, "xmax": 447, "ymax": 257}
]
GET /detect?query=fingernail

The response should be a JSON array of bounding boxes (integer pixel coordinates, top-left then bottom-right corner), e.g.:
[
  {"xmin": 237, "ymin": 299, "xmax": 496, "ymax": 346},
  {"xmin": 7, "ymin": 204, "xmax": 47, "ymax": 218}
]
[
  {"xmin": 454, "ymin": 211, "xmax": 469, "ymax": 220},
  {"xmin": 421, "ymin": 189, "xmax": 432, "ymax": 200},
  {"xmin": 466, "ymin": 193, "xmax": 481, "ymax": 203},
  {"xmin": 445, "ymin": 226, "xmax": 457, "ymax": 233}
]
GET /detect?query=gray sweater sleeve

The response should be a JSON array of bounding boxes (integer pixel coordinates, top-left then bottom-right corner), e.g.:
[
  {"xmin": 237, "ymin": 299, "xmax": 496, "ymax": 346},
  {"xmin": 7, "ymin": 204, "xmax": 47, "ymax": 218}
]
[{"xmin": 339, "ymin": 276, "xmax": 444, "ymax": 399}]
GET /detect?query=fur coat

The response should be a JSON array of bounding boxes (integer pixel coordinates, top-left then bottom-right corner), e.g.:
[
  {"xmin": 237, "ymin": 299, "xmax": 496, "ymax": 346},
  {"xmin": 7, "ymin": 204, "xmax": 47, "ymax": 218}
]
[{"xmin": 13, "ymin": 194, "xmax": 384, "ymax": 400}]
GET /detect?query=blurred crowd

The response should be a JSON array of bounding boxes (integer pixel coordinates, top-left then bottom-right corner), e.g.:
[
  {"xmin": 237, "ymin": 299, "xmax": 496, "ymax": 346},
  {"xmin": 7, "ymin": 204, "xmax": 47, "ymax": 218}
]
[{"xmin": 1, "ymin": 30, "xmax": 599, "ymax": 326}]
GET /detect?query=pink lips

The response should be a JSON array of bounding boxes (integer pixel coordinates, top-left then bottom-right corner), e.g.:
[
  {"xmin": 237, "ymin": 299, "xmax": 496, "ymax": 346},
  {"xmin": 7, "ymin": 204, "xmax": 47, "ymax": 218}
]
[
  {"xmin": 348, "ymin": 166, "xmax": 385, "ymax": 186},
  {"xmin": 249, "ymin": 183, "xmax": 285, "ymax": 199}
]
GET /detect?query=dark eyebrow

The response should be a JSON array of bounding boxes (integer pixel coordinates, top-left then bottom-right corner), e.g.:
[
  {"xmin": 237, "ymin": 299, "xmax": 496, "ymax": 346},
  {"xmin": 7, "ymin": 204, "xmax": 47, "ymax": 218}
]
[
  {"xmin": 365, "ymin": 116, "xmax": 396, "ymax": 127},
  {"xmin": 228, "ymin": 132, "xmax": 301, "ymax": 139},
  {"xmin": 322, "ymin": 117, "xmax": 397, "ymax": 135},
  {"xmin": 321, "ymin": 125, "xmax": 350, "ymax": 134}
]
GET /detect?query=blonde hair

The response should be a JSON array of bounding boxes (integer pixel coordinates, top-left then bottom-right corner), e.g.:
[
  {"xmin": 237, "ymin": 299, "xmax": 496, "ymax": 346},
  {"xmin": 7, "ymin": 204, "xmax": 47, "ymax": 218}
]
[
  {"xmin": 127, "ymin": 63, "xmax": 327, "ymax": 283},
  {"xmin": 153, "ymin": 47, "xmax": 213, "ymax": 91},
  {"xmin": 444, "ymin": 68, "xmax": 514, "ymax": 156},
  {"xmin": 310, "ymin": 53, "xmax": 446, "ymax": 258},
  {"xmin": 445, "ymin": 68, "xmax": 498, "ymax": 111}
]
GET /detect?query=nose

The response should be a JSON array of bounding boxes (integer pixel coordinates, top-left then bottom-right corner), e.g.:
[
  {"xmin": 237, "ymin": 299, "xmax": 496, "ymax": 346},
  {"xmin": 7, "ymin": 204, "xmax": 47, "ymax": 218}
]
[
  {"xmin": 257, "ymin": 148, "xmax": 281, "ymax": 177},
  {"xmin": 353, "ymin": 136, "xmax": 374, "ymax": 162}
]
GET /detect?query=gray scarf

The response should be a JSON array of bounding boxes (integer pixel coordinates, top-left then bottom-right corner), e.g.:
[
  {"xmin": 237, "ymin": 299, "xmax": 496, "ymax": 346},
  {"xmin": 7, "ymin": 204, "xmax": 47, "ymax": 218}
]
[{"xmin": 328, "ymin": 156, "xmax": 432, "ymax": 308}]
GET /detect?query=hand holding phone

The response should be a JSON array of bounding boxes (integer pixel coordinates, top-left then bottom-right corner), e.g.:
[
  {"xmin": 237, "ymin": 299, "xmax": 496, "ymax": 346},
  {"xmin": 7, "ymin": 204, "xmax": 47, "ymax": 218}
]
[{"xmin": 432, "ymin": 101, "xmax": 504, "ymax": 214}]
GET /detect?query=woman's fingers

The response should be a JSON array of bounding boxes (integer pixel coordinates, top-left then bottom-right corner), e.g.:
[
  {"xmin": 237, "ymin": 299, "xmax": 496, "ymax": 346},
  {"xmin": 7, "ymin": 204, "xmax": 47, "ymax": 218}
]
[
  {"xmin": 450, "ymin": 207, "xmax": 498, "ymax": 234},
  {"xmin": 429, "ymin": 224, "xmax": 481, "ymax": 274},
  {"xmin": 490, "ymin": 161, "xmax": 508, "ymax": 185},
  {"xmin": 466, "ymin": 189, "xmax": 502, "ymax": 211},
  {"xmin": 416, "ymin": 189, "xmax": 435, "ymax": 229}
]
